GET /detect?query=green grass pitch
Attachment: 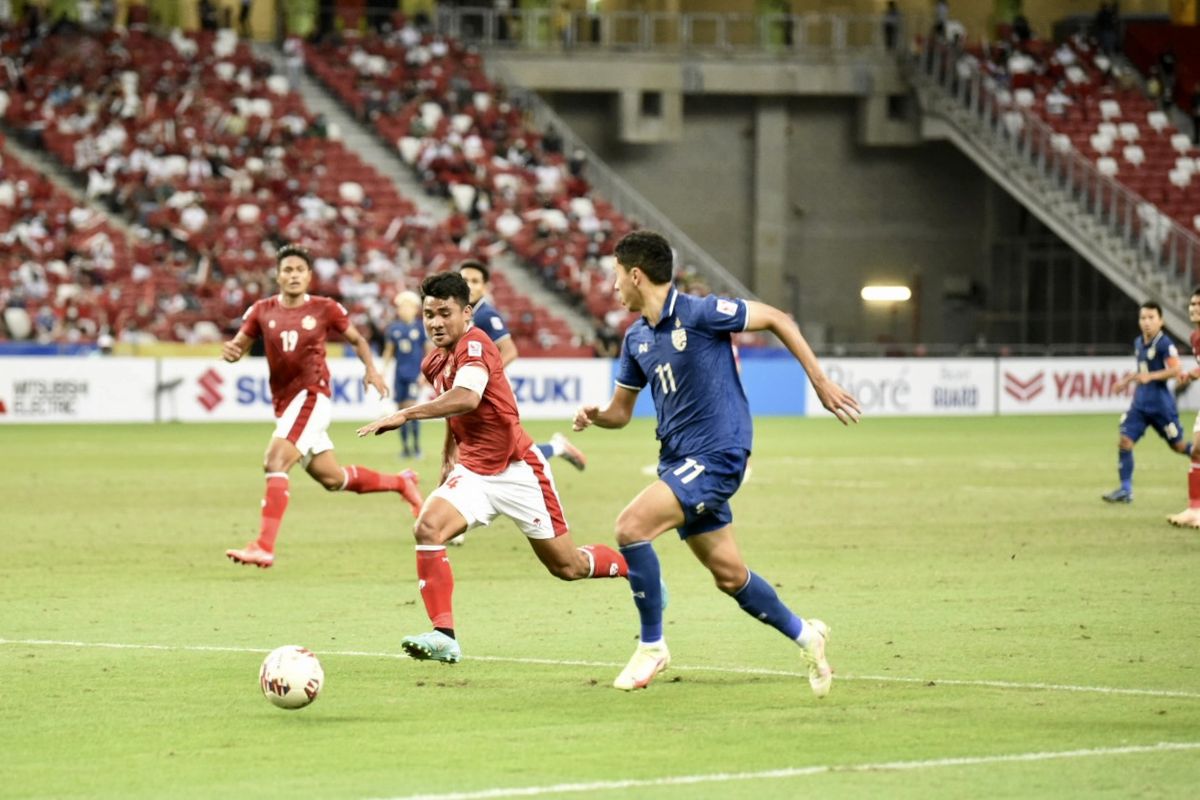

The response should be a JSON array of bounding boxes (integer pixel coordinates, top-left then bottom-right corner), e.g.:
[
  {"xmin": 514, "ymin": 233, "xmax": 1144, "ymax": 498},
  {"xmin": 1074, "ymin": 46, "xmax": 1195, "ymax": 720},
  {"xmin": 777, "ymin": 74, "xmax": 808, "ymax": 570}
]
[{"xmin": 1, "ymin": 416, "xmax": 1198, "ymax": 799}]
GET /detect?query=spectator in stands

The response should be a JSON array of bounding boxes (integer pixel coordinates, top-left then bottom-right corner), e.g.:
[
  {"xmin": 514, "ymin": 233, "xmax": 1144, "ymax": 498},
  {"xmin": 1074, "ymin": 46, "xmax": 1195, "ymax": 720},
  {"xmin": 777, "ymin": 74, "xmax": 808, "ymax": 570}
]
[
  {"xmin": 883, "ymin": 2, "xmax": 901, "ymax": 52},
  {"xmin": 1011, "ymin": 14, "xmax": 1031, "ymax": 47},
  {"xmin": 239, "ymin": 0, "xmax": 252, "ymax": 36},
  {"xmin": 1159, "ymin": 50, "xmax": 1177, "ymax": 104},
  {"xmin": 1095, "ymin": 2, "xmax": 1118, "ymax": 55},
  {"xmin": 933, "ymin": 0, "xmax": 949, "ymax": 40},
  {"xmin": 1191, "ymin": 83, "xmax": 1200, "ymax": 145}
]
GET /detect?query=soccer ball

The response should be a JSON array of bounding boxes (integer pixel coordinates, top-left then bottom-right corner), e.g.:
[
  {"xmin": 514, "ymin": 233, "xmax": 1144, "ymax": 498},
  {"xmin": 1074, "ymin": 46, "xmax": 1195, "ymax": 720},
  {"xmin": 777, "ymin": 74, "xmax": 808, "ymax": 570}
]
[{"xmin": 259, "ymin": 645, "xmax": 324, "ymax": 710}]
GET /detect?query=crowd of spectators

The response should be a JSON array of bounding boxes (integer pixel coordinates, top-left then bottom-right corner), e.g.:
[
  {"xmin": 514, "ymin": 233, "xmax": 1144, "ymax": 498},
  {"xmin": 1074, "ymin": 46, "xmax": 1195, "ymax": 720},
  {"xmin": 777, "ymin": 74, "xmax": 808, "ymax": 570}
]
[{"xmin": 0, "ymin": 18, "xmax": 588, "ymax": 354}]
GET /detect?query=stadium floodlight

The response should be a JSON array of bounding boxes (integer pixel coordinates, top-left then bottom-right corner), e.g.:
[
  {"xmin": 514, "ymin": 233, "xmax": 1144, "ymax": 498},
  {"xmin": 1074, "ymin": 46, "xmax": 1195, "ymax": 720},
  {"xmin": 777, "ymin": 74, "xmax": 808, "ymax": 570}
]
[{"xmin": 860, "ymin": 285, "xmax": 912, "ymax": 302}]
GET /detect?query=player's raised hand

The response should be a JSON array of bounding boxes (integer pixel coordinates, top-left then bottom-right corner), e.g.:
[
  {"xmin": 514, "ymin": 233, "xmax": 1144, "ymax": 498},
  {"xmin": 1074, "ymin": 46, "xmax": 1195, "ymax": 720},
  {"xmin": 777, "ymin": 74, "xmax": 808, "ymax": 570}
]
[
  {"xmin": 364, "ymin": 369, "xmax": 390, "ymax": 399},
  {"xmin": 357, "ymin": 411, "xmax": 406, "ymax": 437},
  {"xmin": 221, "ymin": 340, "xmax": 243, "ymax": 363},
  {"xmin": 813, "ymin": 377, "xmax": 862, "ymax": 425},
  {"xmin": 573, "ymin": 405, "xmax": 600, "ymax": 432}
]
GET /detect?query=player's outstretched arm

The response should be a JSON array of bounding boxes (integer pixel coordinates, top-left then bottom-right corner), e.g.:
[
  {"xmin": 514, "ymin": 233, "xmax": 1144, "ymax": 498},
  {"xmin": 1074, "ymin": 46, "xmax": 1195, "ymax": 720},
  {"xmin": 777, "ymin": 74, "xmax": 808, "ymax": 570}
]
[
  {"xmin": 344, "ymin": 325, "xmax": 390, "ymax": 399},
  {"xmin": 357, "ymin": 387, "xmax": 482, "ymax": 437},
  {"xmin": 744, "ymin": 301, "xmax": 861, "ymax": 425},
  {"xmin": 440, "ymin": 426, "xmax": 458, "ymax": 485},
  {"xmin": 221, "ymin": 331, "xmax": 253, "ymax": 363},
  {"xmin": 573, "ymin": 386, "xmax": 639, "ymax": 432},
  {"xmin": 497, "ymin": 335, "xmax": 519, "ymax": 368}
]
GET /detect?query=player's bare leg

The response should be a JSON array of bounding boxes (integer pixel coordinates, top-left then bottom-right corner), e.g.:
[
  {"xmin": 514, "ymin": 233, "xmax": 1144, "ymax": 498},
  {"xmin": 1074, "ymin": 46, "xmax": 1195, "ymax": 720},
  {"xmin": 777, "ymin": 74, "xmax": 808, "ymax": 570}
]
[
  {"xmin": 227, "ymin": 437, "xmax": 302, "ymax": 568},
  {"xmin": 1168, "ymin": 433, "xmax": 1200, "ymax": 527},
  {"xmin": 612, "ymin": 481, "xmax": 683, "ymax": 690},
  {"xmin": 306, "ymin": 450, "xmax": 423, "ymax": 518},
  {"xmin": 527, "ymin": 534, "xmax": 627, "ymax": 581},
  {"xmin": 402, "ymin": 497, "xmax": 468, "ymax": 663},
  {"xmin": 687, "ymin": 526, "xmax": 832, "ymax": 698}
]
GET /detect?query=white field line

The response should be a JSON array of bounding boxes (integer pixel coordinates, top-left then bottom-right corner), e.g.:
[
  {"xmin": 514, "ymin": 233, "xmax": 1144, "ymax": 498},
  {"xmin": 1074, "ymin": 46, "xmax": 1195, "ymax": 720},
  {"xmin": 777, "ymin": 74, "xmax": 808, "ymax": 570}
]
[
  {"xmin": 1, "ymin": 638, "xmax": 1198, "ymax": 700},
  {"xmin": 368, "ymin": 742, "xmax": 1200, "ymax": 800}
]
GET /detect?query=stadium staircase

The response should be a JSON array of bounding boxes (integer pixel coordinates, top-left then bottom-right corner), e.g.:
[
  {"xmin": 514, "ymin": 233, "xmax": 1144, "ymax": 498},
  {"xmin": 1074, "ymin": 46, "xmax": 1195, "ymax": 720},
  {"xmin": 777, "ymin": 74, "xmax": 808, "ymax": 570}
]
[{"xmin": 911, "ymin": 44, "xmax": 1198, "ymax": 337}]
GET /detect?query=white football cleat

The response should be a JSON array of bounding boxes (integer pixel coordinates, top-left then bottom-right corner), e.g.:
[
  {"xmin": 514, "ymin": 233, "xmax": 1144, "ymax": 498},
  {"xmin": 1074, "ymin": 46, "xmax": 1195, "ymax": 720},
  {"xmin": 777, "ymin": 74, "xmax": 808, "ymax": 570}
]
[
  {"xmin": 613, "ymin": 640, "xmax": 670, "ymax": 691},
  {"xmin": 1166, "ymin": 508, "xmax": 1200, "ymax": 528},
  {"xmin": 799, "ymin": 619, "xmax": 833, "ymax": 698}
]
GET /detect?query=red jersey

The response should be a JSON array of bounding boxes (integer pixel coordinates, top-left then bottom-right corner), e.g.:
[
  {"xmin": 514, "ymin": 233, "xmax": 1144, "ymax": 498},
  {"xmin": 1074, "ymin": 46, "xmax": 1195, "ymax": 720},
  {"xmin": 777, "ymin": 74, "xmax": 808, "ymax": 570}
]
[
  {"xmin": 422, "ymin": 326, "xmax": 533, "ymax": 475},
  {"xmin": 239, "ymin": 294, "xmax": 351, "ymax": 417}
]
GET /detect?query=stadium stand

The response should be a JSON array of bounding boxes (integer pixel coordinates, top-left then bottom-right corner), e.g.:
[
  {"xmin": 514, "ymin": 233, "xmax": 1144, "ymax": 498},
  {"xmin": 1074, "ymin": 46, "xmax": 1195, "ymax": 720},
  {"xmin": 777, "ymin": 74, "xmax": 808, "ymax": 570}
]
[
  {"xmin": 302, "ymin": 27, "xmax": 638, "ymax": 331},
  {"xmin": 0, "ymin": 23, "xmax": 587, "ymax": 354}
]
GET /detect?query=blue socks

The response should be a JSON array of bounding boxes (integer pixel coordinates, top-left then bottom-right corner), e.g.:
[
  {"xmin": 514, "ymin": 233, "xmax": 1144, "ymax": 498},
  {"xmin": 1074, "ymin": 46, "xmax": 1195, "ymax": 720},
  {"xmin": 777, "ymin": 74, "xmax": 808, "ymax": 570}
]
[
  {"xmin": 536, "ymin": 443, "xmax": 554, "ymax": 460},
  {"xmin": 620, "ymin": 541, "xmax": 664, "ymax": 642},
  {"xmin": 1118, "ymin": 448, "xmax": 1133, "ymax": 492},
  {"xmin": 734, "ymin": 570, "xmax": 804, "ymax": 640},
  {"xmin": 399, "ymin": 420, "xmax": 420, "ymax": 454}
]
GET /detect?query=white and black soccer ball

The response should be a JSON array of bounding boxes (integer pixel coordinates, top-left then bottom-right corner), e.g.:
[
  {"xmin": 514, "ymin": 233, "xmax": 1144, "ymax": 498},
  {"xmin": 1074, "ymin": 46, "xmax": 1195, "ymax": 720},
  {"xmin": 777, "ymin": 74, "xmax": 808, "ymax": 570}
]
[{"xmin": 259, "ymin": 645, "xmax": 324, "ymax": 710}]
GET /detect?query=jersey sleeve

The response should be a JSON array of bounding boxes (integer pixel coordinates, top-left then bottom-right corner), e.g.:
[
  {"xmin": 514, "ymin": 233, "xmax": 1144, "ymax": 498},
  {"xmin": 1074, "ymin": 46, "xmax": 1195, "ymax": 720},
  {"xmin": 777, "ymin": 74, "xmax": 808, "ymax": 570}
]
[
  {"xmin": 327, "ymin": 300, "xmax": 351, "ymax": 334},
  {"xmin": 614, "ymin": 333, "xmax": 647, "ymax": 390},
  {"xmin": 239, "ymin": 302, "xmax": 262, "ymax": 339},
  {"xmin": 476, "ymin": 306, "xmax": 510, "ymax": 341},
  {"xmin": 697, "ymin": 295, "xmax": 749, "ymax": 334},
  {"xmin": 454, "ymin": 332, "xmax": 490, "ymax": 372}
]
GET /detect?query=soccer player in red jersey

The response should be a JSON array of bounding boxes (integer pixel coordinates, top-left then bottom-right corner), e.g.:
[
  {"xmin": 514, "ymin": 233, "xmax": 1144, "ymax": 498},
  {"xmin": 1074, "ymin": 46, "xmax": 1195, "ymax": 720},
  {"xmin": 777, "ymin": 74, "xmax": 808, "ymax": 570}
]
[
  {"xmin": 1168, "ymin": 288, "xmax": 1200, "ymax": 528},
  {"xmin": 222, "ymin": 244, "xmax": 424, "ymax": 569},
  {"xmin": 356, "ymin": 272, "xmax": 630, "ymax": 663}
]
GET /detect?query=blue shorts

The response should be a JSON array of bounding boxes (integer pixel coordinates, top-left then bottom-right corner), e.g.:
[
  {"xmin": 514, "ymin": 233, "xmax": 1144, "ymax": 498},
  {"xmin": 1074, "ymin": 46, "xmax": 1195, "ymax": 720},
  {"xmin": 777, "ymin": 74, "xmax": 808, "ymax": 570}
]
[
  {"xmin": 658, "ymin": 449, "xmax": 749, "ymax": 539},
  {"xmin": 1120, "ymin": 405, "xmax": 1184, "ymax": 446},
  {"xmin": 394, "ymin": 378, "xmax": 419, "ymax": 403}
]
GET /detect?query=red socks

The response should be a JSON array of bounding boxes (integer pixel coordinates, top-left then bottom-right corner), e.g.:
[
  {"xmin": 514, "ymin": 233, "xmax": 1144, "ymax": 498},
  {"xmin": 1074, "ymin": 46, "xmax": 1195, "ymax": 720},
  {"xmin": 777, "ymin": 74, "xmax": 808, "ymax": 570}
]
[
  {"xmin": 342, "ymin": 465, "xmax": 405, "ymax": 494},
  {"xmin": 257, "ymin": 473, "xmax": 290, "ymax": 552},
  {"xmin": 1188, "ymin": 461, "xmax": 1200, "ymax": 509},
  {"xmin": 580, "ymin": 544, "xmax": 628, "ymax": 578},
  {"xmin": 415, "ymin": 546, "xmax": 455, "ymax": 629}
]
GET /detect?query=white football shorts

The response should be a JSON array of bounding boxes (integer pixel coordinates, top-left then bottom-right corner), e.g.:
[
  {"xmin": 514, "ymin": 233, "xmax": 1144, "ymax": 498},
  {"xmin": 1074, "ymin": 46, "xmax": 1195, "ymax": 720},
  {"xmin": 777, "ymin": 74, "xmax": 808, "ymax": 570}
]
[
  {"xmin": 430, "ymin": 446, "xmax": 568, "ymax": 540},
  {"xmin": 273, "ymin": 390, "xmax": 334, "ymax": 463}
]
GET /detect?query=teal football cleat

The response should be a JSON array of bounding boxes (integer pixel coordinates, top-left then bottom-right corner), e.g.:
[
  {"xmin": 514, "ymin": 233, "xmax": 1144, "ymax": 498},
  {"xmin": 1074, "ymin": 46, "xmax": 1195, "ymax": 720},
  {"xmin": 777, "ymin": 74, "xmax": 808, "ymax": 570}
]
[
  {"xmin": 401, "ymin": 631, "xmax": 462, "ymax": 663},
  {"xmin": 1101, "ymin": 488, "xmax": 1133, "ymax": 504}
]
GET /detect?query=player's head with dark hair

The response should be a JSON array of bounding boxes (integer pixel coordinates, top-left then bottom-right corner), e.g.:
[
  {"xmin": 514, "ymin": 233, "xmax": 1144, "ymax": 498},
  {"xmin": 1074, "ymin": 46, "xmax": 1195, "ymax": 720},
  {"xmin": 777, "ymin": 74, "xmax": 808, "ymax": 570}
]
[
  {"xmin": 422, "ymin": 272, "xmax": 471, "ymax": 308},
  {"xmin": 276, "ymin": 244, "xmax": 313, "ymax": 271},
  {"xmin": 614, "ymin": 230, "xmax": 674, "ymax": 285},
  {"xmin": 275, "ymin": 244, "xmax": 314, "ymax": 298},
  {"xmin": 1138, "ymin": 300, "xmax": 1165, "ymax": 338},
  {"xmin": 420, "ymin": 272, "xmax": 473, "ymax": 348},
  {"xmin": 458, "ymin": 259, "xmax": 490, "ymax": 306}
]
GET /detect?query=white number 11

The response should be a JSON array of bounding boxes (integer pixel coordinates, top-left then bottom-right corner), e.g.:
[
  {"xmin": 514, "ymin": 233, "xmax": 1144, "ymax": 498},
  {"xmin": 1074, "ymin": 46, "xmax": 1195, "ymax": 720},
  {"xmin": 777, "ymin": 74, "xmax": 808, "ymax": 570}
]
[{"xmin": 654, "ymin": 363, "xmax": 677, "ymax": 394}]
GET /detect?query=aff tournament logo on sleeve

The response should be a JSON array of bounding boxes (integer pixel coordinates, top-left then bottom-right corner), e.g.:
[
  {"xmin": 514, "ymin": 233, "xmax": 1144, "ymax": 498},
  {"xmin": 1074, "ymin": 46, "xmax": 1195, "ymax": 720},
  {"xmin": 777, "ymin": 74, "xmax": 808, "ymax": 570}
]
[
  {"xmin": 467, "ymin": 341, "xmax": 483, "ymax": 357},
  {"xmin": 716, "ymin": 299, "xmax": 738, "ymax": 316}
]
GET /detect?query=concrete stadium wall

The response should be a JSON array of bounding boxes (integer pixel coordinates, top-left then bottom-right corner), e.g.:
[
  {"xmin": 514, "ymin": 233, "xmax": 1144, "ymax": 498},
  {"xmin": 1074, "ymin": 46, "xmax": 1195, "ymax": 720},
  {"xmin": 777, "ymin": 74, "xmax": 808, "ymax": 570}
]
[{"xmin": 546, "ymin": 92, "xmax": 996, "ymax": 347}]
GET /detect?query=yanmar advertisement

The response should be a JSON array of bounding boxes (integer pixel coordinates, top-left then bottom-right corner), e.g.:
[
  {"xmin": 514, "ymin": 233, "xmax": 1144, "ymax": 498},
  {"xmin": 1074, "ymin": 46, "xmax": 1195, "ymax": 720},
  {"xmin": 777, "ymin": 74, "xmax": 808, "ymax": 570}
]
[{"xmin": 996, "ymin": 358, "xmax": 1132, "ymax": 414}]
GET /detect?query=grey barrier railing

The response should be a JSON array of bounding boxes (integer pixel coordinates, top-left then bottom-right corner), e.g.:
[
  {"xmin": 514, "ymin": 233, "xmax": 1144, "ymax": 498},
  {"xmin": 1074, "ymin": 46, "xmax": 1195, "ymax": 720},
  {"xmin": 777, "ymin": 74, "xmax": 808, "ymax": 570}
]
[
  {"xmin": 436, "ymin": 8, "xmax": 900, "ymax": 56},
  {"xmin": 488, "ymin": 60, "xmax": 757, "ymax": 300},
  {"xmin": 914, "ymin": 40, "xmax": 1200, "ymax": 298}
]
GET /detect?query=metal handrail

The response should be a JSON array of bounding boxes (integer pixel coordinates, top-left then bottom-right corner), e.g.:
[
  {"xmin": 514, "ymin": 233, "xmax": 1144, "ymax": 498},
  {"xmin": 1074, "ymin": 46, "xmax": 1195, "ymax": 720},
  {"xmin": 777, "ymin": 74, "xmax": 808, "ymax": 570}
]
[
  {"xmin": 487, "ymin": 60, "xmax": 756, "ymax": 299},
  {"xmin": 435, "ymin": 8, "xmax": 892, "ymax": 55},
  {"xmin": 914, "ymin": 40, "xmax": 1200, "ymax": 299}
]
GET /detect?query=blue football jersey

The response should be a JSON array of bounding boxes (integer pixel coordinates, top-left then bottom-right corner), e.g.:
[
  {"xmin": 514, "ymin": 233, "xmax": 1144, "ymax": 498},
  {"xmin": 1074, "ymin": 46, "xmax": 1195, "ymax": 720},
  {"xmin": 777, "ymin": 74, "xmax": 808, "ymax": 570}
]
[
  {"xmin": 386, "ymin": 319, "xmax": 426, "ymax": 381},
  {"xmin": 1131, "ymin": 331, "xmax": 1178, "ymax": 411},
  {"xmin": 615, "ymin": 287, "xmax": 752, "ymax": 461},
  {"xmin": 471, "ymin": 299, "xmax": 511, "ymax": 342}
]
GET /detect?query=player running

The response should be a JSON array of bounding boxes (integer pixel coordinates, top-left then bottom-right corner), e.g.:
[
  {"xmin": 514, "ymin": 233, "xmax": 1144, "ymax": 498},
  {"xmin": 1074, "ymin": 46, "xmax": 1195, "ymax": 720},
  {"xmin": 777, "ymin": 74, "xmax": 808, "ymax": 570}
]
[
  {"xmin": 381, "ymin": 291, "xmax": 428, "ymax": 458},
  {"xmin": 222, "ymin": 244, "xmax": 423, "ymax": 569},
  {"xmin": 357, "ymin": 272, "xmax": 634, "ymax": 664},
  {"xmin": 1167, "ymin": 289, "xmax": 1200, "ymax": 528},
  {"xmin": 1102, "ymin": 301, "xmax": 1190, "ymax": 505},
  {"xmin": 572, "ymin": 230, "xmax": 860, "ymax": 694},
  {"xmin": 458, "ymin": 259, "xmax": 587, "ymax": 471}
]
